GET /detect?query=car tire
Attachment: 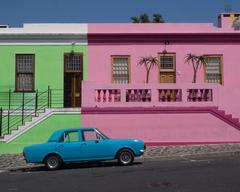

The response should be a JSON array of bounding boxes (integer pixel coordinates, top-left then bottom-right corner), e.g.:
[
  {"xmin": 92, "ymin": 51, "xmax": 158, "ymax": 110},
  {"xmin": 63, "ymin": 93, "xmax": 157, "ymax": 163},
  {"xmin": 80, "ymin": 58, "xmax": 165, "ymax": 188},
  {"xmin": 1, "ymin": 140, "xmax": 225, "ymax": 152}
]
[
  {"xmin": 117, "ymin": 149, "xmax": 134, "ymax": 166},
  {"xmin": 44, "ymin": 154, "xmax": 62, "ymax": 170}
]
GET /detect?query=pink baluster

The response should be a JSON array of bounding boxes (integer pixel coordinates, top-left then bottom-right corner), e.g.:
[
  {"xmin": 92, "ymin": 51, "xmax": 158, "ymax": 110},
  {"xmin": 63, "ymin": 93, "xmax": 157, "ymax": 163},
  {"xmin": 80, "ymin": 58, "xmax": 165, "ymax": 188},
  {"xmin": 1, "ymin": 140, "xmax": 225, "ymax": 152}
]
[
  {"xmin": 158, "ymin": 90, "xmax": 161, "ymax": 102},
  {"xmin": 103, "ymin": 90, "xmax": 107, "ymax": 102},
  {"xmin": 106, "ymin": 90, "xmax": 110, "ymax": 102},
  {"xmin": 175, "ymin": 89, "xmax": 179, "ymax": 102},
  {"xmin": 177, "ymin": 89, "xmax": 182, "ymax": 102},
  {"xmin": 199, "ymin": 89, "xmax": 204, "ymax": 102},
  {"xmin": 96, "ymin": 90, "xmax": 101, "ymax": 102},
  {"xmin": 117, "ymin": 89, "xmax": 121, "ymax": 102},
  {"xmin": 126, "ymin": 90, "xmax": 130, "ymax": 102},
  {"xmin": 159, "ymin": 89, "xmax": 164, "ymax": 102},
  {"xmin": 108, "ymin": 90, "xmax": 112, "ymax": 102},
  {"xmin": 171, "ymin": 89, "xmax": 174, "ymax": 102},
  {"xmin": 114, "ymin": 90, "xmax": 118, "ymax": 102},
  {"xmin": 134, "ymin": 90, "xmax": 138, "ymax": 102},
  {"xmin": 130, "ymin": 90, "xmax": 134, "ymax": 102},
  {"xmin": 147, "ymin": 90, "xmax": 151, "ymax": 102},
  {"xmin": 187, "ymin": 89, "xmax": 192, "ymax": 102},
  {"xmin": 137, "ymin": 89, "xmax": 141, "ymax": 102},
  {"xmin": 141, "ymin": 89, "xmax": 146, "ymax": 102},
  {"xmin": 210, "ymin": 89, "xmax": 213, "ymax": 101}
]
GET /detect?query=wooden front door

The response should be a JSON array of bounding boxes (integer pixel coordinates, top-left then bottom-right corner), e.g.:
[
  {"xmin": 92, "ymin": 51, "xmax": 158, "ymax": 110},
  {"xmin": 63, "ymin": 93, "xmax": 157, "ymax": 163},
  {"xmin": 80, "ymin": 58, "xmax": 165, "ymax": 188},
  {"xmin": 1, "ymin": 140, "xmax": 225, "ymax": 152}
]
[
  {"xmin": 160, "ymin": 72, "xmax": 176, "ymax": 83},
  {"xmin": 64, "ymin": 53, "xmax": 83, "ymax": 107},
  {"xmin": 64, "ymin": 73, "xmax": 82, "ymax": 107}
]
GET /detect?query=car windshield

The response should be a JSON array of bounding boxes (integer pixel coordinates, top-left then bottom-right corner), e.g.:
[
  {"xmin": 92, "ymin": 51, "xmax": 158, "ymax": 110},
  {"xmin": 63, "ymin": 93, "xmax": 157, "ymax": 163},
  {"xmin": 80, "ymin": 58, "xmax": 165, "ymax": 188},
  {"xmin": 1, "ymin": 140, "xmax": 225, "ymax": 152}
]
[
  {"xmin": 48, "ymin": 130, "xmax": 63, "ymax": 142},
  {"xmin": 96, "ymin": 129, "xmax": 110, "ymax": 139}
]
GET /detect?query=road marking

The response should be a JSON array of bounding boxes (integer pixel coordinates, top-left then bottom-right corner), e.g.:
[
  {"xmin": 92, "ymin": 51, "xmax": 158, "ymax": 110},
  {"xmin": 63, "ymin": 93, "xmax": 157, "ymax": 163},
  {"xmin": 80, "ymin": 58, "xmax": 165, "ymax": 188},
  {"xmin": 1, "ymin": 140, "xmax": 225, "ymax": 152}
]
[
  {"xmin": 8, "ymin": 188, "xmax": 18, "ymax": 191},
  {"xmin": 180, "ymin": 159, "xmax": 214, "ymax": 163},
  {"xmin": 10, "ymin": 171, "xmax": 41, "ymax": 175}
]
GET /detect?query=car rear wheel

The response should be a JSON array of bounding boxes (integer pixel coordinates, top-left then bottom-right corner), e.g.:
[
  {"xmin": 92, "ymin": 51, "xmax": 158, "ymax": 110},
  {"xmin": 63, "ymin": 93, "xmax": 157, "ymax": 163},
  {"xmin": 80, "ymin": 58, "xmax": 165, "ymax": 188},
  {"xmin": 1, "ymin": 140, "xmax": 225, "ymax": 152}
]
[
  {"xmin": 117, "ymin": 149, "xmax": 134, "ymax": 166},
  {"xmin": 44, "ymin": 155, "xmax": 62, "ymax": 170}
]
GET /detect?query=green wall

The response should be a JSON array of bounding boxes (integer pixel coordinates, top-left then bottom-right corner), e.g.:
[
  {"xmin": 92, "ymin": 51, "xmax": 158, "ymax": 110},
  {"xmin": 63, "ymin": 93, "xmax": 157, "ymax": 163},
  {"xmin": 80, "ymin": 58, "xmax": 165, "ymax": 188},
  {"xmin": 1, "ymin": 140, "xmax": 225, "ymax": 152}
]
[
  {"xmin": 0, "ymin": 45, "xmax": 88, "ymax": 108},
  {"xmin": 0, "ymin": 114, "xmax": 81, "ymax": 154},
  {"xmin": 0, "ymin": 45, "xmax": 88, "ymax": 91},
  {"xmin": 0, "ymin": 45, "xmax": 86, "ymax": 154}
]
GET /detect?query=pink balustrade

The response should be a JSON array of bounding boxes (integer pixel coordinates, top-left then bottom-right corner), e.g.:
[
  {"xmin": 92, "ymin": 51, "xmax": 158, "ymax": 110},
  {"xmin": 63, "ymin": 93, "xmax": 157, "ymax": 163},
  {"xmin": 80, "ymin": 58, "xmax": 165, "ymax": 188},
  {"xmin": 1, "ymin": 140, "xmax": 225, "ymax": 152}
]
[
  {"xmin": 187, "ymin": 89, "xmax": 213, "ymax": 102},
  {"xmin": 82, "ymin": 81, "xmax": 219, "ymax": 108},
  {"xmin": 95, "ymin": 89, "xmax": 121, "ymax": 102},
  {"xmin": 158, "ymin": 89, "xmax": 182, "ymax": 102},
  {"xmin": 126, "ymin": 89, "xmax": 151, "ymax": 102}
]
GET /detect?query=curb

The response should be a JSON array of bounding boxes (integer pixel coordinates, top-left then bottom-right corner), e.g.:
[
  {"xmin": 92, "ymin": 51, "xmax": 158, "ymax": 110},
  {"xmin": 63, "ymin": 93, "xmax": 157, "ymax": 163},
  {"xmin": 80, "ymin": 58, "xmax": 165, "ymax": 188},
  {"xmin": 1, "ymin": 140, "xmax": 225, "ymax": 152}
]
[{"xmin": 141, "ymin": 150, "xmax": 240, "ymax": 162}]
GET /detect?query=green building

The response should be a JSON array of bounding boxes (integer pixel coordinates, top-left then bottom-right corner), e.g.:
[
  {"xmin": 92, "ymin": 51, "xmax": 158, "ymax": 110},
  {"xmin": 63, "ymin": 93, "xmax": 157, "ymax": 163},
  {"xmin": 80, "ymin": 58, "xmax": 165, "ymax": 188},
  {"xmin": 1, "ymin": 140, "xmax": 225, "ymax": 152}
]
[{"xmin": 0, "ymin": 24, "xmax": 88, "ymax": 153}]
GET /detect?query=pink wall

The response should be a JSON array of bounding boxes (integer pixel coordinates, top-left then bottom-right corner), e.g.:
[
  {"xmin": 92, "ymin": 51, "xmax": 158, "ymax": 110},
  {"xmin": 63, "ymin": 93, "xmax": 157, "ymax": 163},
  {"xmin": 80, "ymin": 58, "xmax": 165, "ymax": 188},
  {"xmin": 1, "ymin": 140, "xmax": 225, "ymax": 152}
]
[
  {"xmin": 88, "ymin": 23, "xmax": 218, "ymax": 34},
  {"xmin": 89, "ymin": 23, "xmax": 239, "ymax": 34},
  {"xmin": 88, "ymin": 42, "xmax": 240, "ymax": 89},
  {"xmin": 85, "ymin": 23, "xmax": 240, "ymax": 144},
  {"xmin": 82, "ymin": 112, "xmax": 240, "ymax": 144}
]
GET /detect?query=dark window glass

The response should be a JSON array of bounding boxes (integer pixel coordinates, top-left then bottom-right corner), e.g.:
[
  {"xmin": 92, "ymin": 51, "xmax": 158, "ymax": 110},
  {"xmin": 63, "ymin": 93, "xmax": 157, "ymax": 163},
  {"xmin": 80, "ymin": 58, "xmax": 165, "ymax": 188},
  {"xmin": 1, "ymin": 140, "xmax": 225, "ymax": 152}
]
[
  {"xmin": 112, "ymin": 57, "xmax": 129, "ymax": 84},
  {"xmin": 16, "ymin": 54, "xmax": 35, "ymax": 91}
]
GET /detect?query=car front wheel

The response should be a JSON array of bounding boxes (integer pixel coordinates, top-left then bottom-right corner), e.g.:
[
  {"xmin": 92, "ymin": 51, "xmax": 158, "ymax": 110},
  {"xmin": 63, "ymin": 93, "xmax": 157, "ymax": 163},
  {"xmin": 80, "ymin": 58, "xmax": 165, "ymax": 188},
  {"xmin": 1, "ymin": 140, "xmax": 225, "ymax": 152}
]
[
  {"xmin": 117, "ymin": 149, "xmax": 134, "ymax": 166},
  {"xmin": 44, "ymin": 154, "xmax": 62, "ymax": 170}
]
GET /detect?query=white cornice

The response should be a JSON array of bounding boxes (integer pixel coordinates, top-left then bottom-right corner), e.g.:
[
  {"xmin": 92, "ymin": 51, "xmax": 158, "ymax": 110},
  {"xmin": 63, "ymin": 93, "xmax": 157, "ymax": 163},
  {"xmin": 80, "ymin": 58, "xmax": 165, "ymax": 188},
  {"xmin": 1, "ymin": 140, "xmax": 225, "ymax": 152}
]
[
  {"xmin": 0, "ymin": 23, "xmax": 88, "ymax": 34},
  {"xmin": 0, "ymin": 23, "xmax": 88, "ymax": 44}
]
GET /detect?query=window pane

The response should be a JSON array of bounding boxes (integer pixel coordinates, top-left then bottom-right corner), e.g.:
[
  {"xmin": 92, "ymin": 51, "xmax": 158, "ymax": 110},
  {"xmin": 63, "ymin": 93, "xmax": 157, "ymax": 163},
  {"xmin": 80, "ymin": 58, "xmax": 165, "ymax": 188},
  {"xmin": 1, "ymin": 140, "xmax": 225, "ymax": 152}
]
[
  {"xmin": 16, "ymin": 55, "xmax": 34, "ymax": 73},
  {"xmin": 205, "ymin": 57, "xmax": 222, "ymax": 84},
  {"xmin": 83, "ymin": 131, "xmax": 97, "ymax": 141},
  {"xmin": 65, "ymin": 54, "xmax": 82, "ymax": 72},
  {"xmin": 16, "ymin": 54, "xmax": 34, "ymax": 91},
  {"xmin": 160, "ymin": 56, "xmax": 174, "ymax": 69},
  {"xmin": 64, "ymin": 131, "xmax": 79, "ymax": 142},
  {"xmin": 17, "ymin": 74, "xmax": 33, "ymax": 91},
  {"xmin": 112, "ymin": 57, "xmax": 129, "ymax": 84}
]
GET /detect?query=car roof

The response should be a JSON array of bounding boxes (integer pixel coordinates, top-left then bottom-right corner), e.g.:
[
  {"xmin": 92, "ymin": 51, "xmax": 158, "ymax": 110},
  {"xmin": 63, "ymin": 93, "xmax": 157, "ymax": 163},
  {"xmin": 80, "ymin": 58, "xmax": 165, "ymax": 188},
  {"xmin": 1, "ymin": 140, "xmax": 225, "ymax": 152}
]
[
  {"xmin": 57, "ymin": 128, "xmax": 98, "ymax": 133},
  {"xmin": 62, "ymin": 127, "xmax": 97, "ymax": 132},
  {"xmin": 48, "ymin": 128, "xmax": 97, "ymax": 142}
]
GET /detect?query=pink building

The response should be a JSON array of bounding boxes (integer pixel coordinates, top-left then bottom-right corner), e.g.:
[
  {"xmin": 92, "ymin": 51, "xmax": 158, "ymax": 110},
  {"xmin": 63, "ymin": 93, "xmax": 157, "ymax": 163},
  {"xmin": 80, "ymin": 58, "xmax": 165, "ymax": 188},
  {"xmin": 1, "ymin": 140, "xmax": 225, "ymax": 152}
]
[{"xmin": 82, "ymin": 13, "xmax": 240, "ymax": 145}]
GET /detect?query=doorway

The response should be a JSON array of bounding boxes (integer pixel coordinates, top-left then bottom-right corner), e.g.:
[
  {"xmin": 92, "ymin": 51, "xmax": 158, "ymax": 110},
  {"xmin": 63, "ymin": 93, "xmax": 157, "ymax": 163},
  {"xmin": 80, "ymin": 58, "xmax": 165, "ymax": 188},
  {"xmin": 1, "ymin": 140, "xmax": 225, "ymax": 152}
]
[
  {"xmin": 64, "ymin": 53, "xmax": 83, "ymax": 107},
  {"xmin": 159, "ymin": 53, "xmax": 176, "ymax": 83}
]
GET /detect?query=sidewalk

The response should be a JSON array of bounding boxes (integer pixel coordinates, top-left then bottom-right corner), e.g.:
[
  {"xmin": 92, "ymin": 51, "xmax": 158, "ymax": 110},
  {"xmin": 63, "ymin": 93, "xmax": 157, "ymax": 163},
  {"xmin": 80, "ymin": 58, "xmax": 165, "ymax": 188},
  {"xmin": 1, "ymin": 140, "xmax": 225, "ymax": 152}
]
[{"xmin": 1, "ymin": 143, "xmax": 240, "ymax": 171}]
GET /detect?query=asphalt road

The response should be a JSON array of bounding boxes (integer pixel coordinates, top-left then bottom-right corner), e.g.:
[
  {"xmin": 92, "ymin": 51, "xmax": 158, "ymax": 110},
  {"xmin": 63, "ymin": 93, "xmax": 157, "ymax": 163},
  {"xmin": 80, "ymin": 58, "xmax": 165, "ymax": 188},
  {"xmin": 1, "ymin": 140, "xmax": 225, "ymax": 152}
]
[{"xmin": 1, "ymin": 154, "xmax": 240, "ymax": 192}]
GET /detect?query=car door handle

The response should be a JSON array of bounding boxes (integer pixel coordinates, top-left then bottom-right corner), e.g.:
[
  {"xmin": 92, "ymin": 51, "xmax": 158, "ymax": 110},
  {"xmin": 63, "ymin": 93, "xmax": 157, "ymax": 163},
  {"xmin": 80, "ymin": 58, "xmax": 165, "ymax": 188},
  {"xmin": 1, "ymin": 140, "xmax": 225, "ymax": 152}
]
[{"xmin": 81, "ymin": 143, "xmax": 87, "ymax": 146}]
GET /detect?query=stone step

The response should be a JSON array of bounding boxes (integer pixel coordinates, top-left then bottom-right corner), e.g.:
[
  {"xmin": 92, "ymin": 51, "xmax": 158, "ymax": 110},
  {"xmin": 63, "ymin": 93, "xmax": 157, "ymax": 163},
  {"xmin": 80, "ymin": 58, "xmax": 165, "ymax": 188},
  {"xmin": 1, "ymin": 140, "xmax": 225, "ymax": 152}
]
[{"xmin": 1, "ymin": 108, "xmax": 81, "ymax": 143}]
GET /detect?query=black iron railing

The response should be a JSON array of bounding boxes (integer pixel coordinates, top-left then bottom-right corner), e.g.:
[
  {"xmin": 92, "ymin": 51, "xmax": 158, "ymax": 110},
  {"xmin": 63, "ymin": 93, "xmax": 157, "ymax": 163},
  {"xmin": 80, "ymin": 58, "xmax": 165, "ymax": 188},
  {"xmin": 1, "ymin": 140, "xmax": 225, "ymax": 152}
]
[{"xmin": 0, "ymin": 87, "xmax": 65, "ymax": 137}]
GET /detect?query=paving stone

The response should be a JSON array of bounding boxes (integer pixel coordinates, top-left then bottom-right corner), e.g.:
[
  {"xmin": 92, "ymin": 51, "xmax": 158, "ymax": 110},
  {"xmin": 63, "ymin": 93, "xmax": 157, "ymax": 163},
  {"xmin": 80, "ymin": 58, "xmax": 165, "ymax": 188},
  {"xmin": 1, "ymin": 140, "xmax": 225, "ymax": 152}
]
[{"xmin": 1, "ymin": 143, "xmax": 240, "ymax": 170}]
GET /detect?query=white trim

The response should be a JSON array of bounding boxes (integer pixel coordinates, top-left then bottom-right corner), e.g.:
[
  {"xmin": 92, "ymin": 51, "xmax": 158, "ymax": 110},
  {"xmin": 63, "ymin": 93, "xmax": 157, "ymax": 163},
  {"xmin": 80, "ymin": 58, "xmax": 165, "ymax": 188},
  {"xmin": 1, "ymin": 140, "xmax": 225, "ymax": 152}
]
[
  {"xmin": 0, "ymin": 23, "xmax": 88, "ymax": 34},
  {"xmin": 0, "ymin": 35, "xmax": 88, "ymax": 45},
  {"xmin": 0, "ymin": 42, "xmax": 88, "ymax": 45},
  {"xmin": 0, "ymin": 23, "xmax": 88, "ymax": 45}
]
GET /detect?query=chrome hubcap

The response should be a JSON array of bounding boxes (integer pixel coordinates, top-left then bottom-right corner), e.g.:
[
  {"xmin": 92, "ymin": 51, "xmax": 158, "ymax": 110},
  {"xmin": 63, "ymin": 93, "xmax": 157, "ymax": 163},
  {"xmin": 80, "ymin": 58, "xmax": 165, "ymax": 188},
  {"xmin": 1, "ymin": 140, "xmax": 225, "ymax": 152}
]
[
  {"xmin": 120, "ymin": 152, "xmax": 131, "ymax": 164},
  {"xmin": 47, "ymin": 157, "xmax": 58, "ymax": 168}
]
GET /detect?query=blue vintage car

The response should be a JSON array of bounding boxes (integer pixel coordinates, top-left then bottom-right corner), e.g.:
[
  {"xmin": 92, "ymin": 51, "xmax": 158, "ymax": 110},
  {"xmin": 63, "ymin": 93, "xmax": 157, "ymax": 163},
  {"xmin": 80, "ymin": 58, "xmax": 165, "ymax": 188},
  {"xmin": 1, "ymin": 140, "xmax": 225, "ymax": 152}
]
[{"xmin": 23, "ymin": 128, "xmax": 145, "ymax": 170}]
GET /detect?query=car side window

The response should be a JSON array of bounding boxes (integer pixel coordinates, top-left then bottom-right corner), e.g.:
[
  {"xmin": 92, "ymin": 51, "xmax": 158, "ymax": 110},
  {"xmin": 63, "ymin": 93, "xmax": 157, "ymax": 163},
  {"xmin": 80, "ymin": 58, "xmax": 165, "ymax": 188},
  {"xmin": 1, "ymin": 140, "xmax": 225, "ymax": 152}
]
[
  {"xmin": 83, "ymin": 130, "xmax": 104, "ymax": 141},
  {"xmin": 62, "ymin": 131, "xmax": 79, "ymax": 142}
]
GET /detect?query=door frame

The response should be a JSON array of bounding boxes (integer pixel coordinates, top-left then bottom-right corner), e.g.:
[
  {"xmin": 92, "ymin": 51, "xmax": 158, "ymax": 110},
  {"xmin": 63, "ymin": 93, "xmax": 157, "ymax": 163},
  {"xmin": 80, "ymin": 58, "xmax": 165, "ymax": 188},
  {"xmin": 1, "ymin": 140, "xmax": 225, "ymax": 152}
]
[
  {"xmin": 64, "ymin": 52, "xmax": 83, "ymax": 107},
  {"xmin": 158, "ymin": 53, "xmax": 176, "ymax": 83}
]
